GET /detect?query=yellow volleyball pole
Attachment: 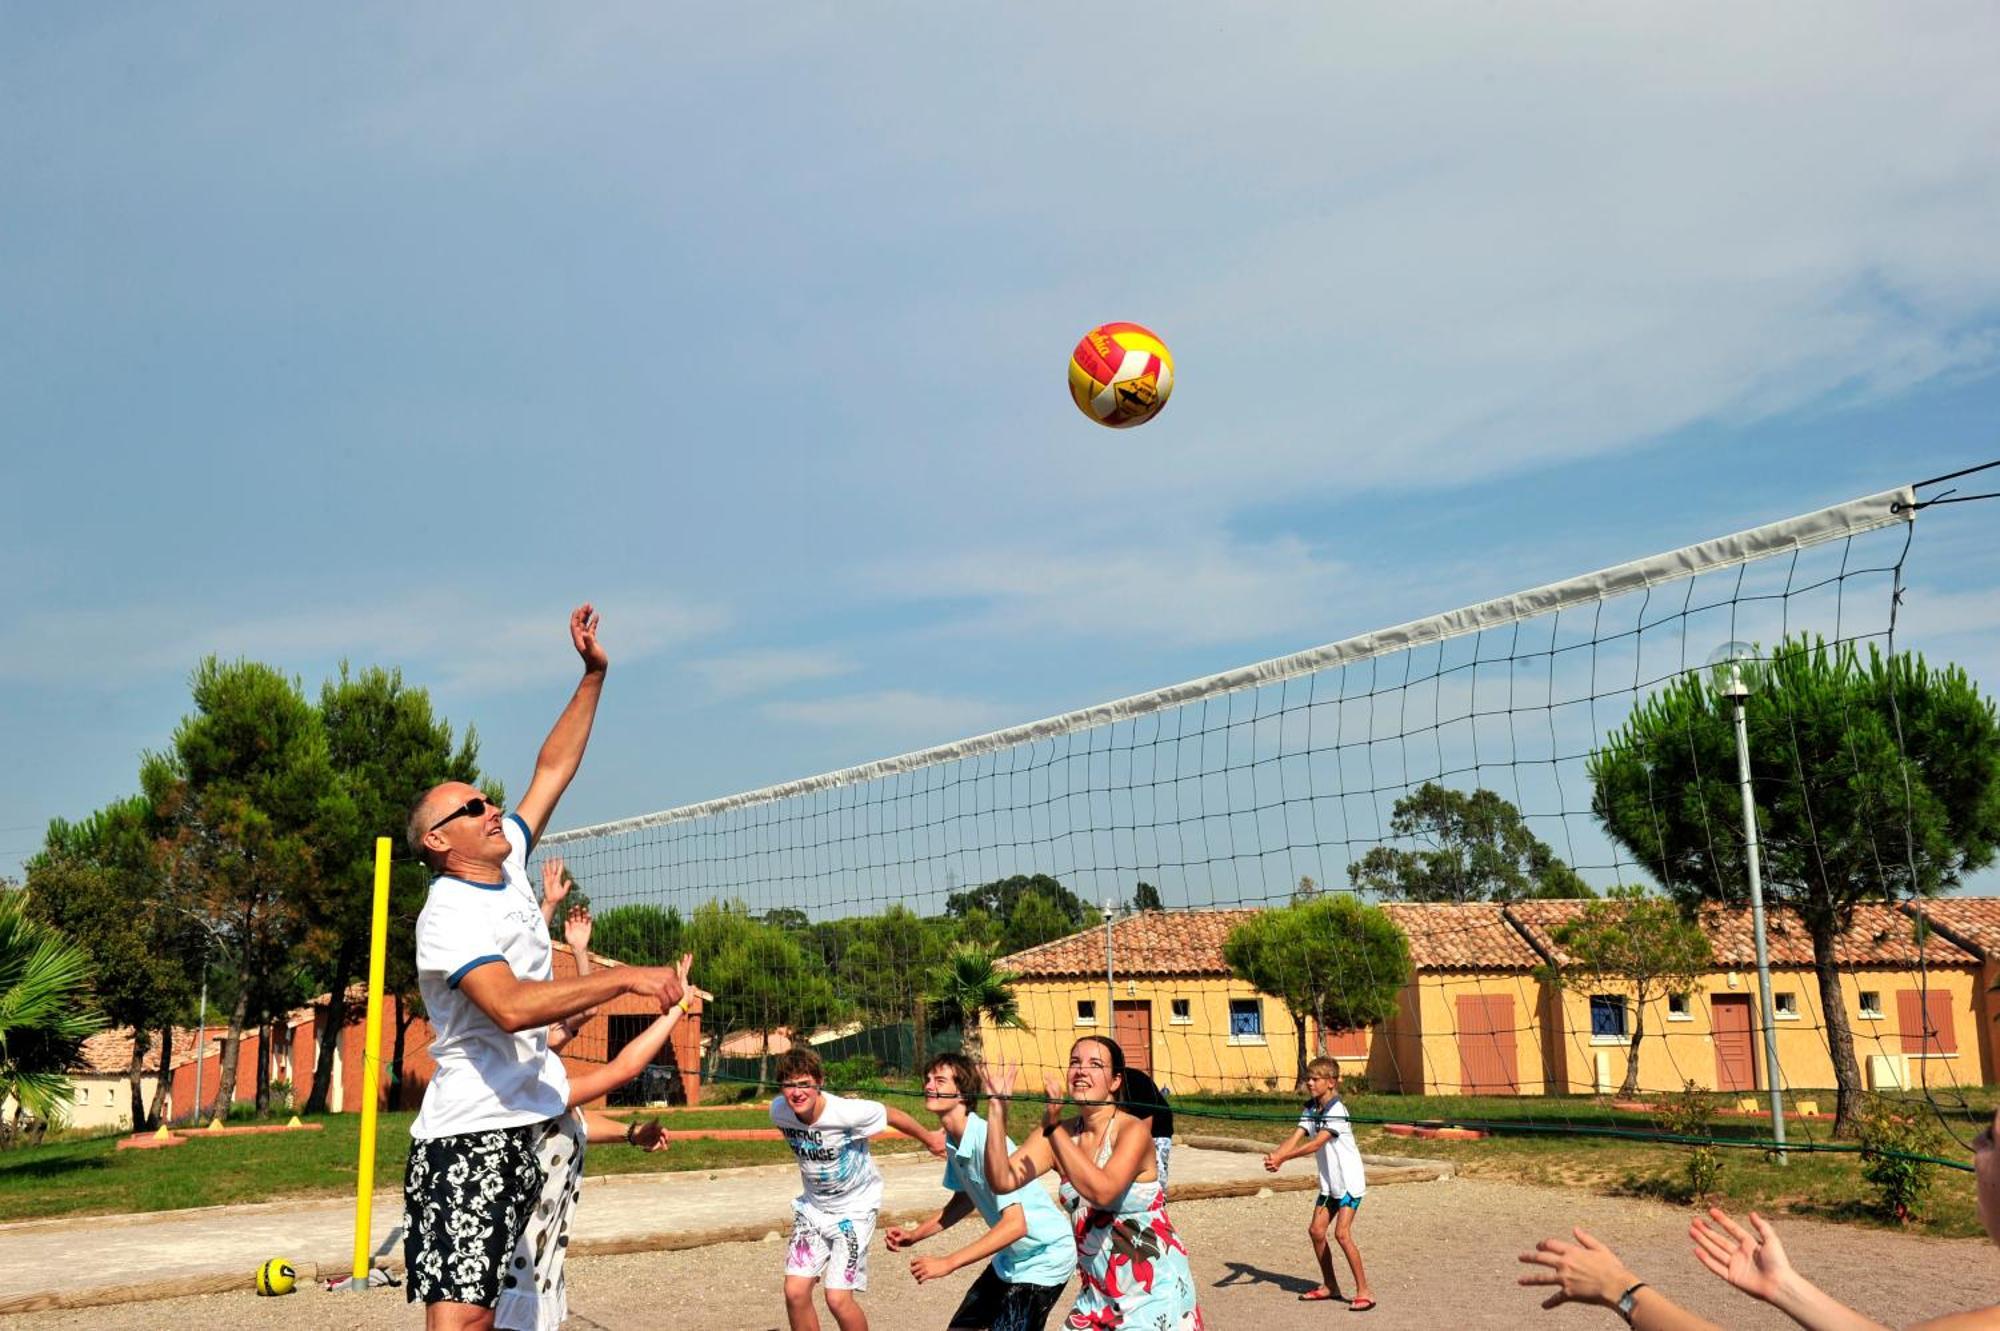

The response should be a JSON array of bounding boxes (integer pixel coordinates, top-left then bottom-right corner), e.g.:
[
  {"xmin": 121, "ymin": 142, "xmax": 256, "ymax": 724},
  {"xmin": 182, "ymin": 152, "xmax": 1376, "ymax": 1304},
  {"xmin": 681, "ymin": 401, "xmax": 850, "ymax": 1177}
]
[{"xmin": 350, "ymin": 837, "xmax": 393, "ymax": 1284}]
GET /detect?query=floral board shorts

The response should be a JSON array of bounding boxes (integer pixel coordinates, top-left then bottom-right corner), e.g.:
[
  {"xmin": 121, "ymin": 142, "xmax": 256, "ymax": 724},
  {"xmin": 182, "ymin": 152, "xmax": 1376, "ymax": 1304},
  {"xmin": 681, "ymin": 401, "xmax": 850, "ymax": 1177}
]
[
  {"xmin": 784, "ymin": 1201, "xmax": 876, "ymax": 1290},
  {"xmin": 403, "ymin": 1113, "xmax": 587, "ymax": 1330}
]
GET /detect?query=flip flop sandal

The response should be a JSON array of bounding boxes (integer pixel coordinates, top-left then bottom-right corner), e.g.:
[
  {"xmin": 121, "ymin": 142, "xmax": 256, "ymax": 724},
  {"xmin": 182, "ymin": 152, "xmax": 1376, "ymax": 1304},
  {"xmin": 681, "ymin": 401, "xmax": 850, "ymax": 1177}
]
[
  {"xmin": 1298, "ymin": 1288, "xmax": 1345, "ymax": 1302},
  {"xmin": 1349, "ymin": 1298, "xmax": 1378, "ymax": 1312}
]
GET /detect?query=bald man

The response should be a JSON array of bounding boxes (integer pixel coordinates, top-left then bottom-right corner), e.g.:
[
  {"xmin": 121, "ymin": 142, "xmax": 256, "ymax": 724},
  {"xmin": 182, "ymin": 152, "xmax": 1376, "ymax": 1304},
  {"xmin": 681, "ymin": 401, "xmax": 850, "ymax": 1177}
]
[{"xmin": 401, "ymin": 604, "xmax": 683, "ymax": 1331}]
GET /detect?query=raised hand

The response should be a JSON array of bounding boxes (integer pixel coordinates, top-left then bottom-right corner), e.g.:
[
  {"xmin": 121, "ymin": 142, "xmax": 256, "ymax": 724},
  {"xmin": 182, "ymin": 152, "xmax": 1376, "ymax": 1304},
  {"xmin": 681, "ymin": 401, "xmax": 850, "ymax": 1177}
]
[
  {"xmin": 1689, "ymin": 1208, "xmax": 1793, "ymax": 1304},
  {"xmin": 563, "ymin": 903, "xmax": 593, "ymax": 954},
  {"xmin": 541, "ymin": 856, "xmax": 571, "ymax": 908},
  {"xmin": 1262, "ymin": 1151, "xmax": 1282, "ymax": 1173},
  {"xmin": 1042, "ymin": 1071, "xmax": 1067, "ymax": 1127},
  {"xmin": 570, "ymin": 603, "xmax": 607, "ymax": 673},
  {"xmin": 983, "ymin": 1059, "xmax": 1020, "ymax": 1100},
  {"xmin": 629, "ymin": 1118, "xmax": 669, "ymax": 1153},
  {"xmin": 632, "ymin": 965, "xmax": 685, "ymax": 1012},
  {"xmin": 1517, "ymin": 1227, "xmax": 1642, "ymax": 1310}
]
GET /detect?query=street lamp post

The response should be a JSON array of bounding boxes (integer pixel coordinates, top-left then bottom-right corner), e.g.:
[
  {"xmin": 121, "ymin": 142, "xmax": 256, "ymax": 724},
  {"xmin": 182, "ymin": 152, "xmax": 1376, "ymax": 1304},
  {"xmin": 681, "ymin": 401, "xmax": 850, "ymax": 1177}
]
[
  {"xmin": 1103, "ymin": 900, "xmax": 1117, "ymax": 1040},
  {"xmin": 1714, "ymin": 644, "xmax": 1787, "ymax": 1164},
  {"xmin": 177, "ymin": 910, "xmax": 228, "ymax": 1126}
]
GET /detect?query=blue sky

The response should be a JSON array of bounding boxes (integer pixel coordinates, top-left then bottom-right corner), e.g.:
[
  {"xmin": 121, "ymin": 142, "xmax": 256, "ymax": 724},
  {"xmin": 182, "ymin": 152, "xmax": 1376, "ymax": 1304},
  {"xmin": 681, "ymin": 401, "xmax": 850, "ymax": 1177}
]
[{"xmin": 3, "ymin": 4, "xmax": 1998, "ymax": 886}]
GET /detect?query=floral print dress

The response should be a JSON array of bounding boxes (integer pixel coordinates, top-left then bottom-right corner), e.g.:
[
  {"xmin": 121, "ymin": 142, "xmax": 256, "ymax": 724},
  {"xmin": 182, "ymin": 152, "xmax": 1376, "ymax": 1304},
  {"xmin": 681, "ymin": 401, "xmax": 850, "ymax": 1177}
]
[{"xmin": 1057, "ymin": 1117, "xmax": 1205, "ymax": 1331}]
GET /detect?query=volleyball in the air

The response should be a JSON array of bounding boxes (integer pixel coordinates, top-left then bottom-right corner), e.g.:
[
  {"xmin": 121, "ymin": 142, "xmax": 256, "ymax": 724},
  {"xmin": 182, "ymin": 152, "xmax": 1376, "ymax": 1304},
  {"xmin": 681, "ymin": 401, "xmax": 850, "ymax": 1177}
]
[
  {"xmin": 1068, "ymin": 322, "xmax": 1174, "ymax": 428},
  {"xmin": 255, "ymin": 1257, "xmax": 298, "ymax": 1296}
]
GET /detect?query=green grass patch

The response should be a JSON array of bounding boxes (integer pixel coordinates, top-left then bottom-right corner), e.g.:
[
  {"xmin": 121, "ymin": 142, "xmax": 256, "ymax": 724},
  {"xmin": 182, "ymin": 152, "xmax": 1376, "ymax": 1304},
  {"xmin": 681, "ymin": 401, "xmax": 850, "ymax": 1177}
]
[
  {"xmin": 0, "ymin": 1100, "xmax": 936, "ymax": 1223},
  {"xmin": 1174, "ymin": 1090, "xmax": 1985, "ymax": 1241}
]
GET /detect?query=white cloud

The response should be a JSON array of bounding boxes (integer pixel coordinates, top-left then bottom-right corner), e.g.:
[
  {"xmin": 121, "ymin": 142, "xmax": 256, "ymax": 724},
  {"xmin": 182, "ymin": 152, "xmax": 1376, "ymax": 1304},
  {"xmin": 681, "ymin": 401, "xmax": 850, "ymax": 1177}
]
[
  {"xmin": 761, "ymin": 690, "xmax": 1016, "ymax": 744},
  {"xmin": 870, "ymin": 534, "xmax": 1354, "ymax": 649},
  {"xmin": 688, "ymin": 648, "xmax": 855, "ymax": 699},
  {"xmin": 2, "ymin": 594, "xmax": 724, "ymax": 694}
]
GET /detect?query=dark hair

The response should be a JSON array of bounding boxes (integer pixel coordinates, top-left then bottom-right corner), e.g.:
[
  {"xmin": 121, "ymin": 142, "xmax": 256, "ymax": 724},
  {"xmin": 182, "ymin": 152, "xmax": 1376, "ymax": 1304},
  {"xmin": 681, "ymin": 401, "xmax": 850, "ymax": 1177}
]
[
  {"xmin": 774, "ymin": 1048, "xmax": 824, "ymax": 1085},
  {"xmin": 1118, "ymin": 1067, "xmax": 1174, "ymax": 1137},
  {"xmin": 1072, "ymin": 1034, "xmax": 1125, "ymax": 1073},
  {"xmin": 923, "ymin": 1052, "xmax": 980, "ymax": 1101}
]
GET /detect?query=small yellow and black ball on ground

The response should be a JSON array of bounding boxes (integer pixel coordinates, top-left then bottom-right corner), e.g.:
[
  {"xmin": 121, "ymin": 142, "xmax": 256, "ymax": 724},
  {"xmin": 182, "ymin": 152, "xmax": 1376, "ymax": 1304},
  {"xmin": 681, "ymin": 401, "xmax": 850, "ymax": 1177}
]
[{"xmin": 255, "ymin": 1257, "xmax": 298, "ymax": 1296}]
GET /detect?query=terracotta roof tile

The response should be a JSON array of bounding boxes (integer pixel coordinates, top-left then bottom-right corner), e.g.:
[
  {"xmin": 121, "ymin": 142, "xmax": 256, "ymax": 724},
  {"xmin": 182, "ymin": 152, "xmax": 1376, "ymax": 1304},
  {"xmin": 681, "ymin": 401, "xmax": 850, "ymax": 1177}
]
[
  {"xmin": 1904, "ymin": 897, "xmax": 2000, "ymax": 959},
  {"xmin": 998, "ymin": 903, "xmax": 1544, "ymax": 978},
  {"xmin": 999, "ymin": 909, "xmax": 1261, "ymax": 978},
  {"xmin": 1378, "ymin": 902, "xmax": 1543, "ymax": 971},
  {"xmin": 71, "ymin": 1027, "xmax": 221, "ymax": 1076},
  {"xmin": 1506, "ymin": 899, "xmax": 1974, "ymax": 969}
]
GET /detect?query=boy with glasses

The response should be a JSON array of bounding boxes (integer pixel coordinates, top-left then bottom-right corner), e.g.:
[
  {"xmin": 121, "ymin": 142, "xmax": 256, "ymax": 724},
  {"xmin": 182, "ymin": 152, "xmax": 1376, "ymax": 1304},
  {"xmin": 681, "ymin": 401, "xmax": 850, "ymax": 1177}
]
[{"xmin": 772, "ymin": 1048, "xmax": 945, "ymax": 1331}]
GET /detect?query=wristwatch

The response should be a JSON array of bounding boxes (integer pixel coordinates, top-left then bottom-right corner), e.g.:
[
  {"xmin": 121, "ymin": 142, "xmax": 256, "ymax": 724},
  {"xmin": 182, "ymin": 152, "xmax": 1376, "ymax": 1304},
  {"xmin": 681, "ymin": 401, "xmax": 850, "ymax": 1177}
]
[
  {"xmin": 1615, "ymin": 1282, "xmax": 1647, "ymax": 1323},
  {"xmin": 624, "ymin": 1120, "xmax": 640, "ymax": 1146}
]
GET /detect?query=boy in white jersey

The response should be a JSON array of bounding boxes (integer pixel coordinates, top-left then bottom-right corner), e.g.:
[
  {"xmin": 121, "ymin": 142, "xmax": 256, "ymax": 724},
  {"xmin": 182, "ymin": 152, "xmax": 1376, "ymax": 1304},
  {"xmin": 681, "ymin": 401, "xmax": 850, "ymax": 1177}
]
[
  {"xmin": 1264, "ymin": 1057, "xmax": 1376, "ymax": 1311},
  {"xmin": 773, "ymin": 1048, "xmax": 945, "ymax": 1331}
]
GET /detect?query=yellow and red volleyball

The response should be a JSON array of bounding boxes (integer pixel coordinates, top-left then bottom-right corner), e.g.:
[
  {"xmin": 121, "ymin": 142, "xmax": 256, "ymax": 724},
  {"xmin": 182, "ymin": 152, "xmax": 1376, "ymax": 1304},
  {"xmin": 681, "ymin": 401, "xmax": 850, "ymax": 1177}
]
[{"xmin": 1068, "ymin": 322, "xmax": 1174, "ymax": 428}]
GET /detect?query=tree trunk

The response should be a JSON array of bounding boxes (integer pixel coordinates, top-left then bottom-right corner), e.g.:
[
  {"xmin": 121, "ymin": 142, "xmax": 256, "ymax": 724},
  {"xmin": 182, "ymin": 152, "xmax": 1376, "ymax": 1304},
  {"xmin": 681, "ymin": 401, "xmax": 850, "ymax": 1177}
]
[
  {"xmin": 1808, "ymin": 922, "xmax": 1864, "ymax": 1136},
  {"xmin": 962, "ymin": 1006, "xmax": 982, "ymax": 1061},
  {"xmin": 391, "ymin": 993, "xmax": 411, "ymax": 1111},
  {"xmin": 149, "ymin": 1022, "xmax": 174, "ymax": 1127},
  {"xmin": 912, "ymin": 996, "xmax": 929, "ymax": 1072},
  {"xmin": 1621, "ymin": 1000, "xmax": 1645, "ymax": 1100},
  {"xmin": 212, "ymin": 988, "xmax": 249, "ymax": 1122},
  {"xmin": 254, "ymin": 1019, "xmax": 274, "ymax": 1116},
  {"xmin": 305, "ymin": 948, "xmax": 357, "ymax": 1114},
  {"xmin": 127, "ymin": 1031, "xmax": 152, "ymax": 1132},
  {"xmin": 1292, "ymin": 1007, "xmax": 1311, "ymax": 1090}
]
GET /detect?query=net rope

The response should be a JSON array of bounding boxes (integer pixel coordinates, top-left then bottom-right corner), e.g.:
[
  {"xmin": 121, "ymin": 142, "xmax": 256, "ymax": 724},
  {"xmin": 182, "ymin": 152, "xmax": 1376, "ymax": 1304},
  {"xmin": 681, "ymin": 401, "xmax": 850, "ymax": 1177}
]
[{"xmin": 531, "ymin": 484, "xmax": 1980, "ymax": 1169}]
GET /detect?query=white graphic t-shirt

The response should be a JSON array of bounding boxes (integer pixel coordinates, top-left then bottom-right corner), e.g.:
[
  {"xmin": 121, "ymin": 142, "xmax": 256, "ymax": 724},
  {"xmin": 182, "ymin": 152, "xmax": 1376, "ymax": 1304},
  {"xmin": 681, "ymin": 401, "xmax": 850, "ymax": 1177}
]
[
  {"xmin": 771, "ymin": 1091, "xmax": 889, "ymax": 1217},
  {"xmin": 410, "ymin": 813, "xmax": 571, "ymax": 1140},
  {"xmin": 1300, "ymin": 1096, "xmax": 1367, "ymax": 1198}
]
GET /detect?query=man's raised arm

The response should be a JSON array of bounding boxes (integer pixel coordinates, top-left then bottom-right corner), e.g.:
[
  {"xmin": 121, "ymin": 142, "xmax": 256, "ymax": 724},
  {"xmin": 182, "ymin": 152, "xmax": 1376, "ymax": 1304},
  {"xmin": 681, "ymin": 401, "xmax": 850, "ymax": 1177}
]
[
  {"xmin": 515, "ymin": 603, "xmax": 609, "ymax": 844},
  {"xmin": 458, "ymin": 958, "xmax": 682, "ymax": 1034}
]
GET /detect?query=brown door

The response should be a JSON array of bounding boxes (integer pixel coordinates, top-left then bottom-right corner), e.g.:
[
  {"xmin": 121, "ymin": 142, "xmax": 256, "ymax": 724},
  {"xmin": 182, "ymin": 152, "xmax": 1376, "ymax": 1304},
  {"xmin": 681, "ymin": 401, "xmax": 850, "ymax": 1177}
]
[
  {"xmin": 1112, "ymin": 1000, "xmax": 1153, "ymax": 1073},
  {"xmin": 1712, "ymin": 995, "xmax": 1755, "ymax": 1091},
  {"xmin": 1456, "ymin": 994, "xmax": 1518, "ymax": 1095}
]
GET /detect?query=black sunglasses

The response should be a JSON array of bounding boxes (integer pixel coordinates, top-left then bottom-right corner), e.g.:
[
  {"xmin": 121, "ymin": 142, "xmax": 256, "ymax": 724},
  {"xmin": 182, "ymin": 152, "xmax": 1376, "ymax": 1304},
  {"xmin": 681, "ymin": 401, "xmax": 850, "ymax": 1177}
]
[{"xmin": 428, "ymin": 796, "xmax": 498, "ymax": 833}]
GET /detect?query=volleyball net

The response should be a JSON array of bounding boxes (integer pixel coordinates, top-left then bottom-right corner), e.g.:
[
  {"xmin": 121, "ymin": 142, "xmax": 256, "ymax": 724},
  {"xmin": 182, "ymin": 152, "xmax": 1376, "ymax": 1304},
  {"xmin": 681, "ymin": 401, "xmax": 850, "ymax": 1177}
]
[{"xmin": 536, "ymin": 481, "xmax": 1990, "ymax": 1155}]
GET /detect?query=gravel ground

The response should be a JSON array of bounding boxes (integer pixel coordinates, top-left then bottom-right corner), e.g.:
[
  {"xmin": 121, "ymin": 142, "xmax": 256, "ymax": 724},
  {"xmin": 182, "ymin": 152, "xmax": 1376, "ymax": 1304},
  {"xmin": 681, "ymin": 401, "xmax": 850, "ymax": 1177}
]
[{"xmin": 17, "ymin": 1176, "xmax": 2000, "ymax": 1330}]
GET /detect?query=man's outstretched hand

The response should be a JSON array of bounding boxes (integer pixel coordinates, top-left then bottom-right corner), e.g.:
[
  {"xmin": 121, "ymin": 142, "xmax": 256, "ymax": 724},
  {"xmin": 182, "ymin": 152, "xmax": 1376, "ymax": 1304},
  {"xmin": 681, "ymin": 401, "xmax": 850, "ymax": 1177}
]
[{"xmin": 571, "ymin": 604, "xmax": 607, "ymax": 674}]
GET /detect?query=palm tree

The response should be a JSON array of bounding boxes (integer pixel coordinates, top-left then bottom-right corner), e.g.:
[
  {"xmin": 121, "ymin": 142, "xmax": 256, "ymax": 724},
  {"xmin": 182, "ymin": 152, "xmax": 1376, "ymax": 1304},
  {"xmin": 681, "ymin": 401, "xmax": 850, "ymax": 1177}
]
[
  {"xmin": 0, "ymin": 889, "xmax": 106, "ymax": 1134},
  {"xmin": 926, "ymin": 944, "xmax": 1023, "ymax": 1061}
]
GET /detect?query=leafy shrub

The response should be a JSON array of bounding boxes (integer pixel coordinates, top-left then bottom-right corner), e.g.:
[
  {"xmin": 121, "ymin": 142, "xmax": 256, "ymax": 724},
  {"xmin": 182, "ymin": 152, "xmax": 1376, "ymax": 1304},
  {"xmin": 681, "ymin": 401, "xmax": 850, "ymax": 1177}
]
[
  {"xmin": 1655, "ymin": 1081, "xmax": 1721, "ymax": 1200},
  {"xmin": 1854, "ymin": 1095, "xmax": 1950, "ymax": 1223},
  {"xmin": 825, "ymin": 1055, "xmax": 884, "ymax": 1091}
]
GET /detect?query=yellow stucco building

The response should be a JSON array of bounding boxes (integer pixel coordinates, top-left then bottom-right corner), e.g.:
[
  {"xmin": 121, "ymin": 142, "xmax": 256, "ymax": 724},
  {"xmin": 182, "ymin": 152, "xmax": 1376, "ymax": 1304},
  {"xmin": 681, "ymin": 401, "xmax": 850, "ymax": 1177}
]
[
  {"xmin": 1509, "ymin": 900, "xmax": 1976, "ymax": 1098},
  {"xmin": 981, "ymin": 899, "xmax": 1986, "ymax": 1099}
]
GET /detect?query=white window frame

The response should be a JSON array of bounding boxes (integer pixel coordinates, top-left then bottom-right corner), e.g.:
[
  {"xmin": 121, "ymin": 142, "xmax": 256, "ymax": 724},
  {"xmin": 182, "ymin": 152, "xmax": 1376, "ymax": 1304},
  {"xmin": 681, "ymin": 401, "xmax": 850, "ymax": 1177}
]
[
  {"xmin": 1774, "ymin": 992, "xmax": 1800, "ymax": 1020},
  {"xmin": 1074, "ymin": 999, "xmax": 1098, "ymax": 1027},
  {"xmin": 1226, "ymin": 998, "xmax": 1267, "ymax": 1046},
  {"xmin": 1857, "ymin": 991, "xmax": 1884, "ymax": 1020},
  {"xmin": 1666, "ymin": 992, "xmax": 1693, "ymax": 1022},
  {"xmin": 1169, "ymin": 997, "xmax": 1193, "ymax": 1026}
]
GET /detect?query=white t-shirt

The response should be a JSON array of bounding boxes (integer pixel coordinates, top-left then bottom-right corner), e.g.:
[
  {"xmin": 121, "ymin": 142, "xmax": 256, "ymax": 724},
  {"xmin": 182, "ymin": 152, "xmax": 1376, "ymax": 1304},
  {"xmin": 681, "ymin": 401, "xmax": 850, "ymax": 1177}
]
[
  {"xmin": 411, "ymin": 813, "xmax": 571, "ymax": 1140},
  {"xmin": 1300, "ymin": 1096, "xmax": 1366, "ymax": 1198},
  {"xmin": 771, "ymin": 1091, "xmax": 888, "ymax": 1217}
]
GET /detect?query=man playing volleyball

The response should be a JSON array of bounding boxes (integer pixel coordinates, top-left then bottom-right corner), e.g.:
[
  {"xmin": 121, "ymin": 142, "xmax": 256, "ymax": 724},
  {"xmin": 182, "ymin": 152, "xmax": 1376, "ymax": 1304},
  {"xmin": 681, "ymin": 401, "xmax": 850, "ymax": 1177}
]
[{"xmin": 402, "ymin": 604, "xmax": 685, "ymax": 1331}]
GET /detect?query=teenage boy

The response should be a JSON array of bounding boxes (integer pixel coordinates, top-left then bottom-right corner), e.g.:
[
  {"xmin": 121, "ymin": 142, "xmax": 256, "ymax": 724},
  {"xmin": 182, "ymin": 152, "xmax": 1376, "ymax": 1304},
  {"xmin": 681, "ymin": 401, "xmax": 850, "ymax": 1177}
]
[
  {"xmin": 1264, "ymin": 1057, "xmax": 1375, "ymax": 1311},
  {"xmin": 773, "ymin": 1048, "xmax": 946, "ymax": 1331},
  {"xmin": 885, "ymin": 1053, "xmax": 1078, "ymax": 1330}
]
